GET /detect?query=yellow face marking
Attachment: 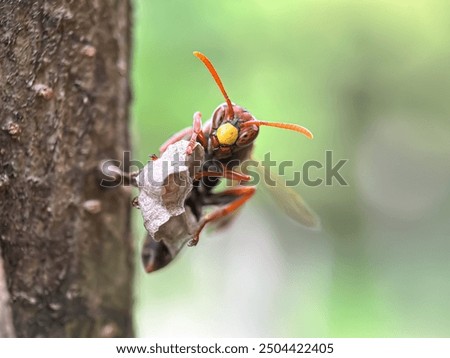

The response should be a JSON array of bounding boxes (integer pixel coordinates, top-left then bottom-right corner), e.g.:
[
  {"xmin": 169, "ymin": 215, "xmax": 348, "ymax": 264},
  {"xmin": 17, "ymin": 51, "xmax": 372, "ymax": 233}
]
[{"xmin": 216, "ymin": 123, "xmax": 238, "ymax": 145}]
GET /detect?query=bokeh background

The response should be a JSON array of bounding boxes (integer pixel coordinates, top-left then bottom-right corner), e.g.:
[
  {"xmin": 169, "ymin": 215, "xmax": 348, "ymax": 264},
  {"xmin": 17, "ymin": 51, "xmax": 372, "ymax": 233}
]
[{"xmin": 132, "ymin": 0, "xmax": 450, "ymax": 337}]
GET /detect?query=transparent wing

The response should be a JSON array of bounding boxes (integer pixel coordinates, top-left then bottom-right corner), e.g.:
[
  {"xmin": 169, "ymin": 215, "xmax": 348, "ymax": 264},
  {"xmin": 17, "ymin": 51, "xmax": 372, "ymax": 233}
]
[{"xmin": 252, "ymin": 162, "xmax": 321, "ymax": 230}]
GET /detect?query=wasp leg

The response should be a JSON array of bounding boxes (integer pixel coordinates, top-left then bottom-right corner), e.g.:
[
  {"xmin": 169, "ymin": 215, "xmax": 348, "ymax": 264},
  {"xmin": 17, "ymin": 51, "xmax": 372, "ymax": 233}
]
[
  {"xmin": 159, "ymin": 126, "xmax": 193, "ymax": 154},
  {"xmin": 188, "ymin": 186, "xmax": 256, "ymax": 247},
  {"xmin": 158, "ymin": 112, "xmax": 208, "ymax": 155},
  {"xmin": 186, "ymin": 111, "xmax": 207, "ymax": 155},
  {"xmin": 194, "ymin": 170, "xmax": 250, "ymax": 182},
  {"xmin": 125, "ymin": 170, "xmax": 140, "ymax": 187},
  {"xmin": 100, "ymin": 163, "xmax": 139, "ymax": 187}
]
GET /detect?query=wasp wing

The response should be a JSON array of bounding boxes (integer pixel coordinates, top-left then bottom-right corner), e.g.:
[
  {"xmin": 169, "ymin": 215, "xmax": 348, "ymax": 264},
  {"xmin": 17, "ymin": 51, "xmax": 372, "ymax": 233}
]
[{"xmin": 252, "ymin": 163, "xmax": 321, "ymax": 230}]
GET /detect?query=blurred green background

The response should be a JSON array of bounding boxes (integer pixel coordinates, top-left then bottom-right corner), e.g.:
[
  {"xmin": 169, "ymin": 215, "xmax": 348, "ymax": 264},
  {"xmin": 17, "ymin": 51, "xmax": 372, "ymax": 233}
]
[{"xmin": 132, "ymin": 0, "xmax": 450, "ymax": 337}]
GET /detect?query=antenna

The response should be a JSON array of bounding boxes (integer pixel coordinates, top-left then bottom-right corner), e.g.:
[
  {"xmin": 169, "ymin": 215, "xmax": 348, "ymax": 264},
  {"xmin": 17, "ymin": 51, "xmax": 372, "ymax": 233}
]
[
  {"xmin": 193, "ymin": 51, "xmax": 234, "ymax": 118},
  {"xmin": 241, "ymin": 120, "xmax": 313, "ymax": 139}
]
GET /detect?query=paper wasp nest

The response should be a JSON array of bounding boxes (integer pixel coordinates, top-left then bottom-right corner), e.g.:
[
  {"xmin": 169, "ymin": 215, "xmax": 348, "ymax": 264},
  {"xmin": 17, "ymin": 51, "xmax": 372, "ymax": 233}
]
[{"xmin": 135, "ymin": 140, "xmax": 204, "ymax": 272}]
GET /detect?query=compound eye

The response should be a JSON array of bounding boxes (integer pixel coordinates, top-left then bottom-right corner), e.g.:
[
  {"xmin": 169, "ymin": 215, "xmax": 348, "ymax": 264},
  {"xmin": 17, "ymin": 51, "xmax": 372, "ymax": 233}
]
[{"xmin": 236, "ymin": 127, "xmax": 258, "ymax": 147}]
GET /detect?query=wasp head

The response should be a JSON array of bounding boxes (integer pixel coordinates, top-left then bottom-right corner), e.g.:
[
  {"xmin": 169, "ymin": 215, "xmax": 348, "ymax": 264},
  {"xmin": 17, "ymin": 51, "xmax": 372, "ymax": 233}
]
[
  {"xmin": 194, "ymin": 51, "xmax": 313, "ymax": 160},
  {"xmin": 208, "ymin": 103, "xmax": 259, "ymax": 158}
]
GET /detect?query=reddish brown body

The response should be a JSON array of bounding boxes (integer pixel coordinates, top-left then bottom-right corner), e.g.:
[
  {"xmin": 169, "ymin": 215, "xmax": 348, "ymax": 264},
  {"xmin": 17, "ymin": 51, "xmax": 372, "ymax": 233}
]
[{"xmin": 142, "ymin": 52, "xmax": 315, "ymax": 272}]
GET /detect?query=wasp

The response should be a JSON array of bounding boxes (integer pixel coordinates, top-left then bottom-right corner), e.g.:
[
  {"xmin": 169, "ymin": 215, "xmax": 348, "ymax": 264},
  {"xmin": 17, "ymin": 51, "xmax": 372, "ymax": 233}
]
[{"xmin": 140, "ymin": 51, "xmax": 319, "ymax": 272}]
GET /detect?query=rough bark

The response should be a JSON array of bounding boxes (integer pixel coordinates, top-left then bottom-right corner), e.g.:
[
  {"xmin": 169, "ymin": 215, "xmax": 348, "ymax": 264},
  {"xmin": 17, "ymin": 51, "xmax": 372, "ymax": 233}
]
[
  {"xmin": 0, "ymin": 247, "xmax": 15, "ymax": 337},
  {"xmin": 0, "ymin": 0, "xmax": 133, "ymax": 337}
]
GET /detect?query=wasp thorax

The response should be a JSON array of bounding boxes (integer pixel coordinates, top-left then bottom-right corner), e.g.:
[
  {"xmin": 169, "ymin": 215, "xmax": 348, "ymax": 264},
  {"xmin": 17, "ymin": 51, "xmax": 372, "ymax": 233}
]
[{"xmin": 216, "ymin": 122, "xmax": 238, "ymax": 145}]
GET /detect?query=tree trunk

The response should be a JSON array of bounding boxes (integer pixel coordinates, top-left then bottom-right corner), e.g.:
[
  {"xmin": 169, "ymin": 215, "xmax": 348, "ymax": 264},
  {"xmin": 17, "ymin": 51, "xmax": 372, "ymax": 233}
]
[{"xmin": 0, "ymin": 0, "xmax": 133, "ymax": 337}]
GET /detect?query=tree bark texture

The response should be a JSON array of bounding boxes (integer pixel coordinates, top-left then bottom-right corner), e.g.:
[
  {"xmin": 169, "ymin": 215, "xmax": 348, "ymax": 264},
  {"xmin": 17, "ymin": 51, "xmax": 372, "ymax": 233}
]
[{"xmin": 0, "ymin": 0, "xmax": 133, "ymax": 337}]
